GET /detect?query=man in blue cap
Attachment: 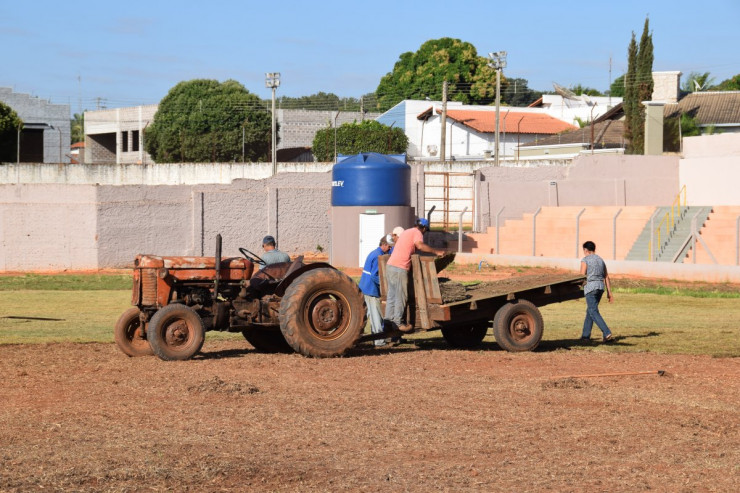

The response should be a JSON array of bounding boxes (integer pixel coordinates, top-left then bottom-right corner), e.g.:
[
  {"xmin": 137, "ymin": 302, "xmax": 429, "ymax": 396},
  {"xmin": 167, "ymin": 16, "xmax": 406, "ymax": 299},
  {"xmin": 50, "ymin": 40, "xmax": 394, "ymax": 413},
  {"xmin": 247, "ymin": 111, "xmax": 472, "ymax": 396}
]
[
  {"xmin": 384, "ymin": 218, "xmax": 444, "ymax": 335},
  {"xmin": 260, "ymin": 235, "xmax": 290, "ymax": 269},
  {"xmin": 358, "ymin": 235, "xmax": 393, "ymax": 347}
]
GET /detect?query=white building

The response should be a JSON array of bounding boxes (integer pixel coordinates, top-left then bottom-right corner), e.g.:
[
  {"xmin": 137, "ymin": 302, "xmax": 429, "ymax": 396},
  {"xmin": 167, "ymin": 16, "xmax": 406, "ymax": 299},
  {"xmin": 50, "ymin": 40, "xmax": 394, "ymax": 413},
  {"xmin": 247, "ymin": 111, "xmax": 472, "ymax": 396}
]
[{"xmin": 376, "ymin": 100, "xmax": 578, "ymax": 160}]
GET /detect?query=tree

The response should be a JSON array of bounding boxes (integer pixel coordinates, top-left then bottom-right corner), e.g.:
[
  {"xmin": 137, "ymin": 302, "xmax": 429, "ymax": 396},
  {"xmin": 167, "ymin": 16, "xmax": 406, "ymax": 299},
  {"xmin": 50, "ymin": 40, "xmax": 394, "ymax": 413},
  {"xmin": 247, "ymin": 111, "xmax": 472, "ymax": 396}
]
[
  {"xmin": 144, "ymin": 79, "xmax": 272, "ymax": 163},
  {"xmin": 715, "ymin": 74, "xmax": 740, "ymax": 91},
  {"xmin": 374, "ymin": 38, "xmax": 497, "ymax": 111},
  {"xmin": 501, "ymin": 78, "xmax": 542, "ymax": 106},
  {"xmin": 623, "ymin": 17, "xmax": 653, "ymax": 154},
  {"xmin": 682, "ymin": 71, "xmax": 716, "ymax": 92},
  {"xmin": 311, "ymin": 120, "xmax": 408, "ymax": 162},
  {"xmin": 0, "ymin": 101, "xmax": 22, "ymax": 163},
  {"xmin": 663, "ymin": 113, "xmax": 701, "ymax": 152},
  {"xmin": 609, "ymin": 74, "xmax": 626, "ymax": 97},
  {"xmin": 71, "ymin": 112, "xmax": 85, "ymax": 144},
  {"xmin": 571, "ymin": 84, "xmax": 604, "ymax": 97}
]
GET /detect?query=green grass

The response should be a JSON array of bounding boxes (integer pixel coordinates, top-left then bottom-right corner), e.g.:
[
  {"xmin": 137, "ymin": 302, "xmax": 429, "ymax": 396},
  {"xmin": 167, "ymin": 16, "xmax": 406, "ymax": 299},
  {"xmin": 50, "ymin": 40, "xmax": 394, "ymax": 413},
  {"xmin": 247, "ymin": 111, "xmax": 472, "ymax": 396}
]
[
  {"xmin": 1, "ymin": 274, "xmax": 738, "ymax": 357},
  {"xmin": 0, "ymin": 273, "xmax": 132, "ymax": 291}
]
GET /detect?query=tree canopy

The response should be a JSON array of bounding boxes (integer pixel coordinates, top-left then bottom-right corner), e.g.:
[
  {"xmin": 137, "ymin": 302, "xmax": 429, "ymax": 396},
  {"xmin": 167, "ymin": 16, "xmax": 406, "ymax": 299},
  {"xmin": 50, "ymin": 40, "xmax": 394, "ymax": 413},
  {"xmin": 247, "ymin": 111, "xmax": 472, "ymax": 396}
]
[
  {"xmin": 71, "ymin": 112, "xmax": 84, "ymax": 144},
  {"xmin": 682, "ymin": 71, "xmax": 716, "ymax": 92},
  {"xmin": 144, "ymin": 79, "xmax": 272, "ymax": 163},
  {"xmin": 609, "ymin": 75, "xmax": 626, "ymax": 98},
  {"xmin": 715, "ymin": 74, "xmax": 740, "ymax": 91},
  {"xmin": 311, "ymin": 120, "xmax": 408, "ymax": 162},
  {"xmin": 500, "ymin": 78, "xmax": 542, "ymax": 106},
  {"xmin": 0, "ymin": 101, "xmax": 22, "ymax": 163},
  {"xmin": 374, "ymin": 38, "xmax": 498, "ymax": 111},
  {"xmin": 623, "ymin": 18, "xmax": 654, "ymax": 154}
]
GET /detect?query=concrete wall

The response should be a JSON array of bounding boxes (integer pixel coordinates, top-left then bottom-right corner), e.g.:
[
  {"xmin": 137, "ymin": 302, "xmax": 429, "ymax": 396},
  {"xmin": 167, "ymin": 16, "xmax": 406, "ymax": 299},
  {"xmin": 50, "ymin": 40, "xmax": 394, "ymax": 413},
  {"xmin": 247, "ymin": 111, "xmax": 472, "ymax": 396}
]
[
  {"xmin": 478, "ymin": 154, "xmax": 680, "ymax": 228},
  {"xmin": 0, "ymin": 88, "xmax": 71, "ymax": 164},
  {"xmin": 680, "ymin": 133, "xmax": 740, "ymax": 205},
  {"xmin": 0, "ymin": 184, "xmax": 98, "ymax": 270}
]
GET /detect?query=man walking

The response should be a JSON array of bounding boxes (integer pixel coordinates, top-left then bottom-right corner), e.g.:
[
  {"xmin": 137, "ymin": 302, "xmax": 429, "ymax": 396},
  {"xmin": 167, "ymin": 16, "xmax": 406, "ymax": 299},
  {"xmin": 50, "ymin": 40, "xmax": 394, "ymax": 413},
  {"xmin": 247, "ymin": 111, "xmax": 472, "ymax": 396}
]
[
  {"xmin": 580, "ymin": 241, "xmax": 614, "ymax": 343},
  {"xmin": 358, "ymin": 235, "xmax": 393, "ymax": 347},
  {"xmin": 384, "ymin": 218, "xmax": 444, "ymax": 334}
]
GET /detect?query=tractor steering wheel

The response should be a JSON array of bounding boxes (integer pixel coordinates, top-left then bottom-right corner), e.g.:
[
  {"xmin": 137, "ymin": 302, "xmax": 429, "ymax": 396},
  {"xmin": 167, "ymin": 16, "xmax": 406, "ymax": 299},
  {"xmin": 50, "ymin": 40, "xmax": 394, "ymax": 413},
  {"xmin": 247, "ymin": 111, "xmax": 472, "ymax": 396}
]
[{"xmin": 239, "ymin": 247, "xmax": 266, "ymax": 266}]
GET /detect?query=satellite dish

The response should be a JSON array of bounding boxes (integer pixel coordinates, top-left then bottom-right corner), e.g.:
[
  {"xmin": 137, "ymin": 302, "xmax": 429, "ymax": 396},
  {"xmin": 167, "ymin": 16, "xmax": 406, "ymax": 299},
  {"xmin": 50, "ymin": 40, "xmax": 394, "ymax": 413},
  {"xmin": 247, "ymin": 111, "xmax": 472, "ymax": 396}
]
[
  {"xmin": 553, "ymin": 82, "xmax": 595, "ymax": 106},
  {"xmin": 553, "ymin": 82, "xmax": 577, "ymax": 100}
]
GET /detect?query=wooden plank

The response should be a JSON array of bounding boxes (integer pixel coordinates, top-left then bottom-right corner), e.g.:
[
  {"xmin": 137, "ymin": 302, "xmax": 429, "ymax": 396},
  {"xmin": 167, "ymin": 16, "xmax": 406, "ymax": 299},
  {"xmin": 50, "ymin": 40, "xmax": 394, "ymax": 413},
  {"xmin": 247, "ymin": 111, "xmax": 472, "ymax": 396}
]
[
  {"xmin": 411, "ymin": 255, "xmax": 432, "ymax": 329},
  {"xmin": 378, "ymin": 254, "xmax": 389, "ymax": 302},
  {"xmin": 419, "ymin": 256, "xmax": 442, "ymax": 304}
]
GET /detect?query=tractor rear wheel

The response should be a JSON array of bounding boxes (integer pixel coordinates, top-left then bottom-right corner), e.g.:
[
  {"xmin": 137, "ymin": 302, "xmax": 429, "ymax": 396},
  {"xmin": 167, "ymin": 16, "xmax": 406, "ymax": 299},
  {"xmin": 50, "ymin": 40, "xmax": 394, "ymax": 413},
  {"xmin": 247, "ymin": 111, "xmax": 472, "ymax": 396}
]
[
  {"xmin": 279, "ymin": 268, "xmax": 365, "ymax": 357},
  {"xmin": 114, "ymin": 307, "xmax": 153, "ymax": 357},
  {"xmin": 241, "ymin": 327, "xmax": 294, "ymax": 353},
  {"xmin": 147, "ymin": 304, "xmax": 205, "ymax": 361},
  {"xmin": 493, "ymin": 300, "xmax": 544, "ymax": 352},
  {"xmin": 441, "ymin": 321, "xmax": 489, "ymax": 349}
]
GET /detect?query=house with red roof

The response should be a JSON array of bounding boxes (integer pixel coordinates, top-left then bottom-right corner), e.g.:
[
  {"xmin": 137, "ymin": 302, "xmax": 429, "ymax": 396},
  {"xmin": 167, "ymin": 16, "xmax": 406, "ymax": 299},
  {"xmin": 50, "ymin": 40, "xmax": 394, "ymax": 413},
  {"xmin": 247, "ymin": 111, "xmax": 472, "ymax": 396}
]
[{"xmin": 376, "ymin": 100, "xmax": 577, "ymax": 161}]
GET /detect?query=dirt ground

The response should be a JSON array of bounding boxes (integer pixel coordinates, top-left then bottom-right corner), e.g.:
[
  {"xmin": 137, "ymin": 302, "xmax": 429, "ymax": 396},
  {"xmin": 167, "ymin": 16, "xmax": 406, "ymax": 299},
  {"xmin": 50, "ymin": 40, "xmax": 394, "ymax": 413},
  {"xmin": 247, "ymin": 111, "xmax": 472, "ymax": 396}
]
[{"xmin": 1, "ymin": 265, "xmax": 739, "ymax": 491}]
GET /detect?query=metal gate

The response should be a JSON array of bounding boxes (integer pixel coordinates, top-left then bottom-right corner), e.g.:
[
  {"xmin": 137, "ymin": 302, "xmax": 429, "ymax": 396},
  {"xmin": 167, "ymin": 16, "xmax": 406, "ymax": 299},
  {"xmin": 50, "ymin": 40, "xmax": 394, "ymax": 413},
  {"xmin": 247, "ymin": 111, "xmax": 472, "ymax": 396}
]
[{"xmin": 424, "ymin": 172, "xmax": 475, "ymax": 231}]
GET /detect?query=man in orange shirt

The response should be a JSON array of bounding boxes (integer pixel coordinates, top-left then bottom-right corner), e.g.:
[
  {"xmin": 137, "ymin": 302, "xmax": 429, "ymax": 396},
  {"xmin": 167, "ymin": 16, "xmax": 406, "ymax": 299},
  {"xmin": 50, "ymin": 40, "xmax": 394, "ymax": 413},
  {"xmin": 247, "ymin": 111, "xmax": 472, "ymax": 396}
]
[{"xmin": 384, "ymin": 218, "xmax": 444, "ymax": 334}]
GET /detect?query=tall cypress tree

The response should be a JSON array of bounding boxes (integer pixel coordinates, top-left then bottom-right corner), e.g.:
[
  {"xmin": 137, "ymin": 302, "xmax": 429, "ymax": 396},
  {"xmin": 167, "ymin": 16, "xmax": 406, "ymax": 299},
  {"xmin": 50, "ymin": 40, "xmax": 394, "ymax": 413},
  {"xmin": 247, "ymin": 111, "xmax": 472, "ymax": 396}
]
[
  {"xmin": 623, "ymin": 18, "xmax": 654, "ymax": 154},
  {"xmin": 623, "ymin": 33, "xmax": 638, "ymax": 153}
]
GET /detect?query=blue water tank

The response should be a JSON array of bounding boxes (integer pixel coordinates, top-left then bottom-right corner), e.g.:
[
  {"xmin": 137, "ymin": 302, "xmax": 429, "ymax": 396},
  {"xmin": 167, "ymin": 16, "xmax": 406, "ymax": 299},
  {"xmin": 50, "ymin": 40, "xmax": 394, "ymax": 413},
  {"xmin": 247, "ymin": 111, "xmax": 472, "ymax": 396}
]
[{"xmin": 332, "ymin": 152, "xmax": 410, "ymax": 206}]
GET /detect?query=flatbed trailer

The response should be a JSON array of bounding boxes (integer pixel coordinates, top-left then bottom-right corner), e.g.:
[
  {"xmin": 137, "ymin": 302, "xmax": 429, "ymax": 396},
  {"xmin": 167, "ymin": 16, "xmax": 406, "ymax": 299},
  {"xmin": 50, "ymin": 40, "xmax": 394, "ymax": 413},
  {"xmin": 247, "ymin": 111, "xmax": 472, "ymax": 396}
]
[{"xmin": 372, "ymin": 254, "xmax": 586, "ymax": 351}]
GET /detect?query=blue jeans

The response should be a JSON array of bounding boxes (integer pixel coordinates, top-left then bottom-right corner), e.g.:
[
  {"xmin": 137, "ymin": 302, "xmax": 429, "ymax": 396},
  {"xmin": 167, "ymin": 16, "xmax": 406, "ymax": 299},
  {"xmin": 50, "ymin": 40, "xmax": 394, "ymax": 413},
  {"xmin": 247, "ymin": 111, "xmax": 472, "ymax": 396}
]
[
  {"xmin": 364, "ymin": 295, "xmax": 386, "ymax": 346},
  {"xmin": 384, "ymin": 265, "xmax": 408, "ymax": 330},
  {"xmin": 582, "ymin": 289, "xmax": 611, "ymax": 339}
]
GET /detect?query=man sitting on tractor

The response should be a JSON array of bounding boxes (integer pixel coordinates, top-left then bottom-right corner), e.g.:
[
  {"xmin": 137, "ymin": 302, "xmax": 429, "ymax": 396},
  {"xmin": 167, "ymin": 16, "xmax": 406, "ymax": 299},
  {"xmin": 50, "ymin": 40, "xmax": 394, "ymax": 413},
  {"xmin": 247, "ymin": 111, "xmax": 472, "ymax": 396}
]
[{"xmin": 260, "ymin": 235, "xmax": 290, "ymax": 269}]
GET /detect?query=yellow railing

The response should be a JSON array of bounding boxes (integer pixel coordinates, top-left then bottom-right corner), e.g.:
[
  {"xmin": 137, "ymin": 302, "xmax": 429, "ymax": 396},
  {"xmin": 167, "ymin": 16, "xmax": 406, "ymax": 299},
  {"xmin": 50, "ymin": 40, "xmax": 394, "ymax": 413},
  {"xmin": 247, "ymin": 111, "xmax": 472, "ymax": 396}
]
[{"xmin": 648, "ymin": 185, "xmax": 687, "ymax": 261}]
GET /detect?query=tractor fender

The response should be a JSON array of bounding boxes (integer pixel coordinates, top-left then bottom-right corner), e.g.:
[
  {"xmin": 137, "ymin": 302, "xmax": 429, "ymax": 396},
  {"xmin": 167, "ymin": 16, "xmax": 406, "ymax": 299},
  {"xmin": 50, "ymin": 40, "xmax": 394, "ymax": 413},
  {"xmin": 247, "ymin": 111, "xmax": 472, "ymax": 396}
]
[{"xmin": 274, "ymin": 262, "xmax": 336, "ymax": 297}]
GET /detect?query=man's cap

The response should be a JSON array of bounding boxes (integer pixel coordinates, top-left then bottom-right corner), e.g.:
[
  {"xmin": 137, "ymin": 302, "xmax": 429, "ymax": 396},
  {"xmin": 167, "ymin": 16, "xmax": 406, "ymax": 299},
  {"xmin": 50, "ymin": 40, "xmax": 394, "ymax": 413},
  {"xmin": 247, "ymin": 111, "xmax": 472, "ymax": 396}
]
[
  {"xmin": 385, "ymin": 234, "xmax": 395, "ymax": 246},
  {"xmin": 392, "ymin": 226, "xmax": 404, "ymax": 236},
  {"xmin": 417, "ymin": 218, "xmax": 430, "ymax": 228},
  {"xmin": 262, "ymin": 235, "xmax": 276, "ymax": 245}
]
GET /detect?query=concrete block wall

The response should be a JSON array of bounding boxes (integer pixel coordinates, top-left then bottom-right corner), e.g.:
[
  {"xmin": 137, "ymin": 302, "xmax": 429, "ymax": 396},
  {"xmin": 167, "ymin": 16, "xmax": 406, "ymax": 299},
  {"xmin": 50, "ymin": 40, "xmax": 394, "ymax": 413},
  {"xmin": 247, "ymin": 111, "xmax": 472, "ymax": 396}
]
[
  {"xmin": 0, "ymin": 87, "xmax": 71, "ymax": 164},
  {"xmin": 0, "ymin": 184, "xmax": 98, "ymax": 270},
  {"xmin": 276, "ymin": 109, "xmax": 380, "ymax": 149}
]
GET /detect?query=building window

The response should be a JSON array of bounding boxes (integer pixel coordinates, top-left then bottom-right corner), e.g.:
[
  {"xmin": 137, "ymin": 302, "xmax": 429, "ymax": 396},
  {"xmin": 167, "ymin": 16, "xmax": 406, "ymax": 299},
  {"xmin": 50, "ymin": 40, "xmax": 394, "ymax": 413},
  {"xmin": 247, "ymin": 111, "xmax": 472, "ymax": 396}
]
[
  {"xmin": 121, "ymin": 131, "xmax": 129, "ymax": 152},
  {"xmin": 132, "ymin": 130, "xmax": 139, "ymax": 152}
]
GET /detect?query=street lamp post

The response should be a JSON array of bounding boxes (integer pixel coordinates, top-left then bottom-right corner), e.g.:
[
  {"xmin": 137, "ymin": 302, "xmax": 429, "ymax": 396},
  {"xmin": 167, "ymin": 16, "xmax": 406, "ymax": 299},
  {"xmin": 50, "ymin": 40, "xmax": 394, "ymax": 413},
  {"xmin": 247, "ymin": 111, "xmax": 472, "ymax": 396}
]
[
  {"xmin": 488, "ymin": 51, "xmax": 507, "ymax": 167},
  {"xmin": 265, "ymin": 72, "xmax": 280, "ymax": 176}
]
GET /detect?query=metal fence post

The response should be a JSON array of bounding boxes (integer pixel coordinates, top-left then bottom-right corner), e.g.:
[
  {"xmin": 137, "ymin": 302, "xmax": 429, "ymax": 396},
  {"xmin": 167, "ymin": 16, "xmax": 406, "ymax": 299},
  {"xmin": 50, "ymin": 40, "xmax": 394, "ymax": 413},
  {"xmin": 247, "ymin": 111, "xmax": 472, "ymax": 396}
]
[
  {"xmin": 496, "ymin": 206, "xmax": 505, "ymax": 255},
  {"xmin": 575, "ymin": 208, "xmax": 585, "ymax": 258},
  {"xmin": 458, "ymin": 206, "xmax": 468, "ymax": 254},
  {"xmin": 532, "ymin": 207, "xmax": 542, "ymax": 257},
  {"xmin": 612, "ymin": 208, "xmax": 622, "ymax": 260}
]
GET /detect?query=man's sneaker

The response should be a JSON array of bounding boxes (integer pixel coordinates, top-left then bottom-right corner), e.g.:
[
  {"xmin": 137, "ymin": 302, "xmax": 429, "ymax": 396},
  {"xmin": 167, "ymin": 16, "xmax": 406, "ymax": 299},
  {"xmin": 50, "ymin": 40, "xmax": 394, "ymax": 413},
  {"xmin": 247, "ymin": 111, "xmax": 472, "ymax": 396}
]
[
  {"xmin": 579, "ymin": 337, "xmax": 592, "ymax": 344},
  {"xmin": 603, "ymin": 334, "xmax": 614, "ymax": 343}
]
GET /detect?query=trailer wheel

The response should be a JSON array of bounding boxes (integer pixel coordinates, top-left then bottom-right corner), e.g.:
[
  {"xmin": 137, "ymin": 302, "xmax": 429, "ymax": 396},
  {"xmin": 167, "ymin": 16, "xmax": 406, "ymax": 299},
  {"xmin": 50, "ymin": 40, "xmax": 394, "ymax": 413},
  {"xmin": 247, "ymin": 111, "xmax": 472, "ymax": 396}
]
[
  {"xmin": 493, "ymin": 300, "xmax": 544, "ymax": 352},
  {"xmin": 279, "ymin": 268, "xmax": 365, "ymax": 357},
  {"xmin": 147, "ymin": 304, "xmax": 205, "ymax": 361},
  {"xmin": 241, "ymin": 328, "xmax": 294, "ymax": 353},
  {"xmin": 114, "ymin": 307, "xmax": 153, "ymax": 357},
  {"xmin": 441, "ymin": 321, "xmax": 489, "ymax": 349}
]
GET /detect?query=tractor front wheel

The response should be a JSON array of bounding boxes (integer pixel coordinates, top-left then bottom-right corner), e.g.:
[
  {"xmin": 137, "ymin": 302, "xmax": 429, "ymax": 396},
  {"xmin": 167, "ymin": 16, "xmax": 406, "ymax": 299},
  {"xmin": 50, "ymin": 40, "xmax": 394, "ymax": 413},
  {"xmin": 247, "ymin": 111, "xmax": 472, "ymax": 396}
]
[
  {"xmin": 114, "ymin": 307, "xmax": 153, "ymax": 357},
  {"xmin": 147, "ymin": 304, "xmax": 205, "ymax": 361}
]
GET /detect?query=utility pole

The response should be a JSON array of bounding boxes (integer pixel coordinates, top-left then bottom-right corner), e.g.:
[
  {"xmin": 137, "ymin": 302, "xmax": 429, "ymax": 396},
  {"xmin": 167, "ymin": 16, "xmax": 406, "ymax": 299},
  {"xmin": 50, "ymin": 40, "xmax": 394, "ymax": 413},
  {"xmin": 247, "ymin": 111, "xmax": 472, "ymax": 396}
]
[
  {"xmin": 440, "ymin": 80, "xmax": 448, "ymax": 162},
  {"xmin": 265, "ymin": 73, "xmax": 280, "ymax": 176},
  {"xmin": 488, "ymin": 51, "xmax": 507, "ymax": 167}
]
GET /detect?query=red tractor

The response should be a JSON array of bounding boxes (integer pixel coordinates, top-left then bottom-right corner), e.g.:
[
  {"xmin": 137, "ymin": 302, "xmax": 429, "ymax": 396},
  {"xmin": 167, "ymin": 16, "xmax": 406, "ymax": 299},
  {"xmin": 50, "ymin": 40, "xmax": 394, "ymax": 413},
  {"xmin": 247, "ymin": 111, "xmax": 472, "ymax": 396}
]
[{"xmin": 114, "ymin": 235, "xmax": 365, "ymax": 360}]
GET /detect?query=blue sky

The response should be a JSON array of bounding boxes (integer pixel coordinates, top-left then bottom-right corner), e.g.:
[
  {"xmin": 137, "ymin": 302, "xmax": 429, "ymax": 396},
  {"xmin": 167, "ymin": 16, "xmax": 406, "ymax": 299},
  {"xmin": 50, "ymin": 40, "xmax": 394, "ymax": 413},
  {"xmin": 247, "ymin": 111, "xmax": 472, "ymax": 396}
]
[{"xmin": 2, "ymin": 0, "xmax": 739, "ymax": 113}]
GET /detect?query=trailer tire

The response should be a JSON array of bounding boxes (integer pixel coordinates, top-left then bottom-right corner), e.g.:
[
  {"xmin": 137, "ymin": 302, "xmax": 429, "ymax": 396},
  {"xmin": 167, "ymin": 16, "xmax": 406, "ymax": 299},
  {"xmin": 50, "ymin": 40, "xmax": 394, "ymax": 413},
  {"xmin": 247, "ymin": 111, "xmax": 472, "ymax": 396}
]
[
  {"xmin": 241, "ymin": 328, "xmax": 294, "ymax": 353},
  {"xmin": 441, "ymin": 321, "xmax": 489, "ymax": 348},
  {"xmin": 114, "ymin": 307, "xmax": 153, "ymax": 357},
  {"xmin": 147, "ymin": 304, "xmax": 205, "ymax": 361},
  {"xmin": 493, "ymin": 300, "xmax": 544, "ymax": 352},
  {"xmin": 279, "ymin": 268, "xmax": 365, "ymax": 357}
]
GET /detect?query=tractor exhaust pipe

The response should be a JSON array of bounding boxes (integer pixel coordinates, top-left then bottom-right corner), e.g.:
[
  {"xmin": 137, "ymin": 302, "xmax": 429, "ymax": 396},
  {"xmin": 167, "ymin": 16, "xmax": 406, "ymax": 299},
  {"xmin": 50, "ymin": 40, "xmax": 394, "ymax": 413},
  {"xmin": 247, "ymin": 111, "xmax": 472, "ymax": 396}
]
[{"xmin": 214, "ymin": 234, "xmax": 222, "ymax": 299}]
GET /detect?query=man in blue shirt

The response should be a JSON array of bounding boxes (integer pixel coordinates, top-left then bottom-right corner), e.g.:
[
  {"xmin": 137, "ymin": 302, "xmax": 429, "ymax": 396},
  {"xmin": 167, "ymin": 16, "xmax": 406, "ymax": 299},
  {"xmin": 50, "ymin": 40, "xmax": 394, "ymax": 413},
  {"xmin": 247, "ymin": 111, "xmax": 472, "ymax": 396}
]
[
  {"xmin": 580, "ymin": 240, "xmax": 614, "ymax": 343},
  {"xmin": 358, "ymin": 235, "xmax": 393, "ymax": 347},
  {"xmin": 260, "ymin": 235, "xmax": 290, "ymax": 269}
]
